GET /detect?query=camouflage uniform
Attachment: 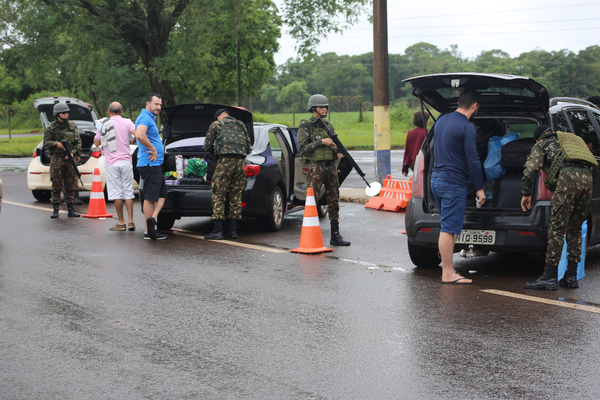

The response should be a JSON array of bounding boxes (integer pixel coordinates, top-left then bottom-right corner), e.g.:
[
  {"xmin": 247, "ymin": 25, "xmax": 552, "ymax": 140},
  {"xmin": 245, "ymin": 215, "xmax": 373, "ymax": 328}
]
[
  {"xmin": 205, "ymin": 115, "xmax": 252, "ymax": 220},
  {"xmin": 298, "ymin": 116, "xmax": 340, "ymax": 221},
  {"xmin": 522, "ymin": 135, "xmax": 592, "ymax": 265},
  {"xmin": 43, "ymin": 120, "xmax": 82, "ymax": 203}
]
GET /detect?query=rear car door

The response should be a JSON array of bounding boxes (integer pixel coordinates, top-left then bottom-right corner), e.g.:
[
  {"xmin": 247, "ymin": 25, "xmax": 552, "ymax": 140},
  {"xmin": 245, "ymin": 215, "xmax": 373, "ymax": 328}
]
[{"xmin": 557, "ymin": 107, "xmax": 600, "ymax": 245}]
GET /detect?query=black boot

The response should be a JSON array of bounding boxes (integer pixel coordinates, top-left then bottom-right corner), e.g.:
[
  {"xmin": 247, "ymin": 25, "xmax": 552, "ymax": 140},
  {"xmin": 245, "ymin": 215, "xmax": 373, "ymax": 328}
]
[
  {"xmin": 50, "ymin": 203, "xmax": 60, "ymax": 219},
  {"xmin": 227, "ymin": 220, "xmax": 239, "ymax": 239},
  {"xmin": 559, "ymin": 260, "xmax": 579, "ymax": 288},
  {"xmin": 205, "ymin": 219, "xmax": 224, "ymax": 240},
  {"xmin": 525, "ymin": 262, "xmax": 558, "ymax": 290},
  {"xmin": 330, "ymin": 220, "xmax": 351, "ymax": 246},
  {"xmin": 67, "ymin": 203, "xmax": 80, "ymax": 218}
]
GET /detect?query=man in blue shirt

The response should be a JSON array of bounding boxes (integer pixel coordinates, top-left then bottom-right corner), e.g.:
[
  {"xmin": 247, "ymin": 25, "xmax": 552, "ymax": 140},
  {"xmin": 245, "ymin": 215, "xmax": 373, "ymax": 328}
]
[
  {"xmin": 431, "ymin": 89, "xmax": 485, "ymax": 284},
  {"xmin": 135, "ymin": 93, "xmax": 167, "ymax": 240}
]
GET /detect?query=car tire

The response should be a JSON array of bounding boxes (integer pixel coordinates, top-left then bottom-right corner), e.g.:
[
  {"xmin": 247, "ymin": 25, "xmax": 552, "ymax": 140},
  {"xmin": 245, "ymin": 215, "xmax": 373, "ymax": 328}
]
[
  {"xmin": 157, "ymin": 215, "xmax": 176, "ymax": 231},
  {"xmin": 259, "ymin": 186, "xmax": 285, "ymax": 232},
  {"xmin": 407, "ymin": 240, "xmax": 441, "ymax": 268},
  {"xmin": 32, "ymin": 190, "xmax": 51, "ymax": 202}
]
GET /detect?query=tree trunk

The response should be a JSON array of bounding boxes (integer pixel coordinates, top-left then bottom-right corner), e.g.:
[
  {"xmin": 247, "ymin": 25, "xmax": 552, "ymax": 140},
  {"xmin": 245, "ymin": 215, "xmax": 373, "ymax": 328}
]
[{"xmin": 149, "ymin": 73, "xmax": 175, "ymax": 108}]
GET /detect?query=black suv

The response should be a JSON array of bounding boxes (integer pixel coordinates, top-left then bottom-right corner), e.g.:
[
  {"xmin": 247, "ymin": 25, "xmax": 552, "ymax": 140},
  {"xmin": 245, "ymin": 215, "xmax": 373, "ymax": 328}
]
[
  {"xmin": 403, "ymin": 73, "xmax": 600, "ymax": 268},
  {"xmin": 140, "ymin": 104, "xmax": 352, "ymax": 231}
]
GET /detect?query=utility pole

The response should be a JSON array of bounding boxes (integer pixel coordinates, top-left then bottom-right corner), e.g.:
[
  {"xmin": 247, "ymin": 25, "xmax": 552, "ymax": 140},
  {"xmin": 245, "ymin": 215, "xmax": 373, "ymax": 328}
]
[
  {"xmin": 236, "ymin": 0, "xmax": 242, "ymax": 106},
  {"xmin": 373, "ymin": 0, "xmax": 390, "ymax": 182}
]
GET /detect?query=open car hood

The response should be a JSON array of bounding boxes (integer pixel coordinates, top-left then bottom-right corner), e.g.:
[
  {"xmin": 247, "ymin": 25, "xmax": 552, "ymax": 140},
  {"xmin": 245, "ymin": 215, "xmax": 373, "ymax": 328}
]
[
  {"xmin": 33, "ymin": 96, "xmax": 98, "ymax": 133},
  {"xmin": 162, "ymin": 104, "xmax": 254, "ymax": 145},
  {"xmin": 403, "ymin": 73, "xmax": 549, "ymax": 115}
]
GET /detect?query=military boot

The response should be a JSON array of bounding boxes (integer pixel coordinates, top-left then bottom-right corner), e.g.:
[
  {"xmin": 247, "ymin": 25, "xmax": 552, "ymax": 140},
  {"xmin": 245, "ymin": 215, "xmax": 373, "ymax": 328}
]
[
  {"xmin": 226, "ymin": 220, "xmax": 239, "ymax": 240},
  {"xmin": 559, "ymin": 260, "xmax": 579, "ymax": 288},
  {"xmin": 67, "ymin": 203, "xmax": 80, "ymax": 218},
  {"xmin": 50, "ymin": 203, "xmax": 60, "ymax": 219},
  {"xmin": 525, "ymin": 263, "xmax": 558, "ymax": 290},
  {"xmin": 330, "ymin": 220, "xmax": 351, "ymax": 246},
  {"xmin": 205, "ymin": 219, "xmax": 224, "ymax": 240}
]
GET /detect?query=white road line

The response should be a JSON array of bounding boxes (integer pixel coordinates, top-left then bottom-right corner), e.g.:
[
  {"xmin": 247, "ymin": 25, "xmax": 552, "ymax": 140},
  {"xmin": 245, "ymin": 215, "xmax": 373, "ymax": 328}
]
[
  {"xmin": 171, "ymin": 228, "xmax": 287, "ymax": 253},
  {"xmin": 3, "ymin": 200, "xmax": 67, "ymax": 214},
  {"xmin": 482, "ymin": 289, "xmax": 600, "ymax": 314}
]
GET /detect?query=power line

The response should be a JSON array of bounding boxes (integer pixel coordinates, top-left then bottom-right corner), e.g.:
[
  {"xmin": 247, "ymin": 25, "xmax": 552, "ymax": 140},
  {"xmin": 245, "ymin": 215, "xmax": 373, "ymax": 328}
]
[
  {"xmin": 387, "ymin": 1, "xmax": 600, "ymax": 21},
  {"xmin": 345, "ymin": 17, "xmax": 600, "ymax": 31},
  {"xmin": 279, "ymin": 26, "xmax": 600, "ymax": 40}
]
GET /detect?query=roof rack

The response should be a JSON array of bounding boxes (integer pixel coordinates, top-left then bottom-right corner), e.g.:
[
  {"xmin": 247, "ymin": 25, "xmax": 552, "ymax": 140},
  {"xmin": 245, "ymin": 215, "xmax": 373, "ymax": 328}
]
[{"xmin": 549, "ymin": 97, "xmax": 597, "ymax": 108}]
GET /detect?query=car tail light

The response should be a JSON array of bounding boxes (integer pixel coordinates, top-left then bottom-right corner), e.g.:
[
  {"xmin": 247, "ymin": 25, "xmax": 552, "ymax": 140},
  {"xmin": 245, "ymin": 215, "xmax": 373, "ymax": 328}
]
[
  {"xmin": 32, "ymin": 150, "xmax": 37, "ymax": 158},
  {"xmin": 245, "ymin": 165, "xmax": 260, "ymax": 177},
  {"xmin": 535, "ymin": 171, "xmax": 553, "ymax": 201},
  {"xmin": 241, "ymin": 201, "xmax": 247, "ymax": 208},
  {"xmin": 412, "ymin": 150, "xmax": 424, "ymax": 197},
  {"xmin": 91, "ymin": 149, "xmax": 102, "ymax": 158},
  {"xmin": 518, "ymin": 231, "xmax": 536, "ymax": 236}
]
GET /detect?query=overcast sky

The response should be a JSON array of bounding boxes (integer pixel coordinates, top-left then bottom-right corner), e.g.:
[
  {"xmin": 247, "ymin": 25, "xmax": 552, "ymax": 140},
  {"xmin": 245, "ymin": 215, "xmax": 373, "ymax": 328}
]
[{"xmin": 273, "ymin": 0, "xmax": 600, "ymax": 66}]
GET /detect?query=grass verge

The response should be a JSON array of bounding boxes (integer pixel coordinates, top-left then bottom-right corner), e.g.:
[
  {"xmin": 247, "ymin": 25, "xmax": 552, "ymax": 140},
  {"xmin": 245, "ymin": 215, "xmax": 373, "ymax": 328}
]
[{"xmin": 0, "ymin": 135, "xmax": 43, "ymax": 156}]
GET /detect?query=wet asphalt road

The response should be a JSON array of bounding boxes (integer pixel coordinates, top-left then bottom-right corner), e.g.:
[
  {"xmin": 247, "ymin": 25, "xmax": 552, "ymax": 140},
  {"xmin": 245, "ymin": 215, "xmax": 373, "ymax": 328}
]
[{"xmin": 2, "ymin": 156, "xmax": 600, "ymax": 399}]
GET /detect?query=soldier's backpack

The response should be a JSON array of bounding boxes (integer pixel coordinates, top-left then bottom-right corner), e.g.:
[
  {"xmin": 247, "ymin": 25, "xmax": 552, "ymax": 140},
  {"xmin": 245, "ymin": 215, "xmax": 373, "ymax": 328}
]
[{"xmin": 544, "ymin": 131, "xmax": 598, "ymax": 191}]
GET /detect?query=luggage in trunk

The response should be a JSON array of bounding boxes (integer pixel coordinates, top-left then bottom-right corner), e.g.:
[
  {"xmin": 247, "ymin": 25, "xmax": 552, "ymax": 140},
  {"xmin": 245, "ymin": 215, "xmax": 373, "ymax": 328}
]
[{"xmin": 502, "ymin": 138, "xmax": 535, "ymax": 170}]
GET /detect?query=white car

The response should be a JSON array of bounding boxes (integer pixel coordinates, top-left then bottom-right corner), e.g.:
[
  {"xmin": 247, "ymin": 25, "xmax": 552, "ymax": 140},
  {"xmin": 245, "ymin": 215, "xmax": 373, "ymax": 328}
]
[{"xmin": 27, "ymin": 96, "xmax": 137, "ymax": 201}]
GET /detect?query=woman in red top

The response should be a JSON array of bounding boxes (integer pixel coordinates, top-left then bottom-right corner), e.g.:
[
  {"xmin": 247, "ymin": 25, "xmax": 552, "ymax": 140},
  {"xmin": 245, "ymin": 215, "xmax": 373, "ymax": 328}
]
[{"xmin": 402, "ymin": 111, "xmax": 430, "ymax": 176}]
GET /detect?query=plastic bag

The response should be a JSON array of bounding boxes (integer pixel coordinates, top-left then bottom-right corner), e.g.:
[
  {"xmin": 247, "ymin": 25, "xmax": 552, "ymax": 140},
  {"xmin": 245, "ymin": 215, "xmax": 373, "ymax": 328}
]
[
  {"xmin": 186, "ymin": 158, "xmax": 207, "ymax": 178},
  {"xmin": 484, "ymin": 132, "xmax": 519, "ymax": 181}
]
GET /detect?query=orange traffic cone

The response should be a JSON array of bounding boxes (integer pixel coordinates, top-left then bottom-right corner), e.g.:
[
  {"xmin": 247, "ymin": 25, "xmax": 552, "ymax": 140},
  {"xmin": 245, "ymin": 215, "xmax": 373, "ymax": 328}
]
[
  {"xmin": 290, "ymin": 188, "xmax": 333, "ymax": 254},
  {"xmin": 82, "ymin": 168, "xmax": 113, "ymax": 218}
]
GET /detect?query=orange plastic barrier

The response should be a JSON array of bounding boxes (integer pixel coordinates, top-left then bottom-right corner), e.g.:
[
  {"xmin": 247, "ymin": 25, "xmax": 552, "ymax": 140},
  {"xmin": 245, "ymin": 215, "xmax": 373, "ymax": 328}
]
[
  {"xmin": 290, "ymin": 188, "xmax": 333, "ymax": 254},
  {"xmin": 365, "ymin": 175, "xmax": 412, "ymax": 212},
  {"xmin": 82, "ymin": 168, "xmax": 113, "ymax": 218}
]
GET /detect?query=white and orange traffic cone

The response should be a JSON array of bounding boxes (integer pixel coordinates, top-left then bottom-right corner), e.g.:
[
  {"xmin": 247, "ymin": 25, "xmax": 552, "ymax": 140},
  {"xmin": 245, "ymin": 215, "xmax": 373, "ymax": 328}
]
[
  {"xmin": 82, "ymin": 168, "xmax": 113, "ymax": 218},
  {"xmin": 290, "ymin": 187, "xmax": 333, "ymax": 254}
]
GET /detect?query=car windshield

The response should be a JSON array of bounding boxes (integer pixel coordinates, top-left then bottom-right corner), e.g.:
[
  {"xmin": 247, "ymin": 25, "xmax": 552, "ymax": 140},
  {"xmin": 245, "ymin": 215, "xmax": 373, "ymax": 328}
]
[
  {"xmin": 505, "ymin": 123, "xmax": 538, "ymax": 138},
  {"xmin": 43, "ymin": 104, "xmax": 94, "ymax": 123}
]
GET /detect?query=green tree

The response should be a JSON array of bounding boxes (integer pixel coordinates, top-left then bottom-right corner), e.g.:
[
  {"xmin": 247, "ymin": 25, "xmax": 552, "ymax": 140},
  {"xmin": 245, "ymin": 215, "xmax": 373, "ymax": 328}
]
[{"xmin": 277, "ymin": 81, "xmax": 309, "ymax": 112}]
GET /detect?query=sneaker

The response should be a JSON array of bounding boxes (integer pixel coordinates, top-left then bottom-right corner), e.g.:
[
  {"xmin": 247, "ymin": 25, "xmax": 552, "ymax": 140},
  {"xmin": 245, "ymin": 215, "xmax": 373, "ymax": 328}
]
[
  {"xmin": 110, "ymin": 223, "xmax": 127, "ymax": 231},
  {"xmin": 146, "ymin": 217, "xmax": 157, "ymax": 240},
  {"xmin": 144, "ymin": 231, "xmax": 167, "ymax": 240}
]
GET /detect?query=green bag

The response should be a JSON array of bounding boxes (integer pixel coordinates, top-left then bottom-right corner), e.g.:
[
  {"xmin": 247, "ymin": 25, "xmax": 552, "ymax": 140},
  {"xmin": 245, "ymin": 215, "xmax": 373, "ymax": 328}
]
[{"xmin": 186, "ymin": 158, "xmax": 207, "ymax": 178}]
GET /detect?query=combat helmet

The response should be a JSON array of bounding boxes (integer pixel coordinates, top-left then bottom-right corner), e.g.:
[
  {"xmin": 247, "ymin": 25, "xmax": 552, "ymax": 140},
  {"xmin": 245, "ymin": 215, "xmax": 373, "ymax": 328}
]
[
  {"xmin": 307, "ymin": 94, "xmax": 329, "ymax": 112},
  {"xmin": 53, "ymin": 102, "xmax": 70, "ymax": 117}
]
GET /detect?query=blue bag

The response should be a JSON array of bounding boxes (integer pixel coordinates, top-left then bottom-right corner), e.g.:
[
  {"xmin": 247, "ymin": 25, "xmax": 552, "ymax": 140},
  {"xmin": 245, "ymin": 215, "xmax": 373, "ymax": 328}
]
[
  {"xmin": 557, "ymin": 221, "xmax": 587, "ymax": 281},
  {"xmin": 484, "ymin": 132, "xmax": 519, "ymax": 181}
]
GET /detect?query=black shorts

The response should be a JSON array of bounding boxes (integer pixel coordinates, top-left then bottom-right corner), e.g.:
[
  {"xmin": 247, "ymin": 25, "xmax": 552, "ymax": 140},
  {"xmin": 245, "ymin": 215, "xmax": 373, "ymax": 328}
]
[{"xmin": 138, "ymin": 165, "xmax": 168, "ymax": 202}]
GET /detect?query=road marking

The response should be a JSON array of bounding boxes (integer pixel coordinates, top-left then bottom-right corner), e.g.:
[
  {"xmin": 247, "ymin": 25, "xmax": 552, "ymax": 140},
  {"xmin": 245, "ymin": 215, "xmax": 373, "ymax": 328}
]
[
  {"xmin": 171, "ymin": 228, "xmax": 287, "ymax": 253},
  {"xmin": 3, "ymin": 200, "xmax": 67, "ymax": 214},
  {"xmin": 482, "ymin": 289, "xmax": 600, "ymax": 314}
]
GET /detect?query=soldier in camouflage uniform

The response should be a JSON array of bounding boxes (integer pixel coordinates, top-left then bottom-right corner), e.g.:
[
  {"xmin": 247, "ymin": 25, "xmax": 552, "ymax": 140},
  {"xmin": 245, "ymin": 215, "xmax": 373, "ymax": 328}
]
[
  {"xmin": 43, "ymin": 102, "xmax": 82, "ymax": 218},
  {"xmin": 521, "ymin": 125, "xmax": 594, "ymax": 290},
  {"xmin": 298, "ymin": 94, "xmax": 350, "ymax": 246},
  {"xmin": 204, "ymin": 109, "xmax": 252, "ymax": 240}
]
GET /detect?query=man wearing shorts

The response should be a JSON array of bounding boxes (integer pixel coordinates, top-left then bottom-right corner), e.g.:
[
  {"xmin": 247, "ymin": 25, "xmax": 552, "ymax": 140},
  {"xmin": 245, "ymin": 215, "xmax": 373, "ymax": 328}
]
[
  {"xmin": 431, "ymin": 89, "xmax": 485, "ymax": 284},
  {"xmin": 95, "ymin": 102, "xmax": 136, "ymax": 231},
  {"xmin": 135, "ymin": 93, "xmax": 167, "ymax": 240}
]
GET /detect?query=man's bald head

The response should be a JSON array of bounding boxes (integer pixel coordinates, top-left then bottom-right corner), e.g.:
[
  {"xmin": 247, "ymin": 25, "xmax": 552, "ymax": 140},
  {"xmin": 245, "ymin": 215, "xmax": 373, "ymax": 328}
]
[{"xmin": 108, "ymin": 102, "xmax": 123, "ymax": 116}]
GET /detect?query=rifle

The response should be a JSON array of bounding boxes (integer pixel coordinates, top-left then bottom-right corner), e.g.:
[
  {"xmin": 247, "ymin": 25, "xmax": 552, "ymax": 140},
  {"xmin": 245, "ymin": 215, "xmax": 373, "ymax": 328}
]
[
  {"xmin": 53, "ymin": 126, "xmax": 84, "ymax": 186},
  {"xmin": 314, "ymin": 117, "xmax": 381, "ymax": 196}
]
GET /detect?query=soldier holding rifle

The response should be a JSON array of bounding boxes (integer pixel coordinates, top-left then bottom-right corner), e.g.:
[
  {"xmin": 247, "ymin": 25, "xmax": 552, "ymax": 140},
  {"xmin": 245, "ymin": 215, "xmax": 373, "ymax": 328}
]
[
  {"xmin": 43, "ymin": 102, "xmax": 82, "ymax": 218},
  {"xmin": 298, "ymin": 94, "xmax": 351, "ymax": 246}
]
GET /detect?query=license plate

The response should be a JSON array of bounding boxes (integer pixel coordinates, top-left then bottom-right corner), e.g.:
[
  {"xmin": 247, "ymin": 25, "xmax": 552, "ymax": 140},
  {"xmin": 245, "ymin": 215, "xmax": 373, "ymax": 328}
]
[{"xmin": 456, "ymin": 230, "xmax": 496, "ymax": 245}]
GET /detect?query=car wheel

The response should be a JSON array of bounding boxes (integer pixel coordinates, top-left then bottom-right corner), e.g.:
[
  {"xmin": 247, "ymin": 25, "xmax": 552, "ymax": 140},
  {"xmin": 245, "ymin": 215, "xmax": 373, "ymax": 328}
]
[
  {"xmin": 32, "ymin": 190, "xmax": 51, "ymax": 202},
  {"xmin": 157, "ymin": 215, "xmax": 176, "ymax": 231},
  {"xmin": 259, "ymin": 186, "xmax": 285, "ymax": 232},
  {"xmin": 407, "ymin": 240, "xmax": 440, "ymax": 268}
]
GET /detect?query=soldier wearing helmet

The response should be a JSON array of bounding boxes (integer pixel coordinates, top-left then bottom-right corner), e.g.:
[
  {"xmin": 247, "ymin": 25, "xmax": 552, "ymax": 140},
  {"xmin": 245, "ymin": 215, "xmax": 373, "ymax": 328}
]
[
  {"xmin": 43, "ymin": 102, "xmax": 82, "ymax": 218},
  {"xmin": 297, "ymin": 94, "xmax": 350, "ymax": 246}
]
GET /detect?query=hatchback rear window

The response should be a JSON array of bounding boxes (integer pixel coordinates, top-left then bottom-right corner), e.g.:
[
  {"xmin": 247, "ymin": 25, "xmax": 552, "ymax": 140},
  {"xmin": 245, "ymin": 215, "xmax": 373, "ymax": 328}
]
[{"xmin": 436, "ymin": 86, "xmax": 537, "ymax": 100}]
